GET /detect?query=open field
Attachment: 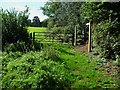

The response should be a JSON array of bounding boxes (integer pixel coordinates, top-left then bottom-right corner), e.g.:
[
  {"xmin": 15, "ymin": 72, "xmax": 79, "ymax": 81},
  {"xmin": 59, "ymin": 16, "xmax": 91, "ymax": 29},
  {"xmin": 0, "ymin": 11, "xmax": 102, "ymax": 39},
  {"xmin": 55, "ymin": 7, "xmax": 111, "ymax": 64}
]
[
  {"xmin": 27, "ymin": 27, "xmax": 47, "ymax": 33},
  {"xmin": 28, "ymin": 27, "xmax": 48, "ymax": 42}
]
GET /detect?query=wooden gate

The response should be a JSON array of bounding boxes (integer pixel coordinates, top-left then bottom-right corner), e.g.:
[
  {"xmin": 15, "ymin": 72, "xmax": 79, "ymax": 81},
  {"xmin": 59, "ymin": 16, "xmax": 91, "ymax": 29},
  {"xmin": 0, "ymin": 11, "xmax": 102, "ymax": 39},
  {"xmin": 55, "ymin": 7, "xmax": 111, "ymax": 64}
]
[{"xmin": 30, "ymin": 32, "xmax": 74, "ymax": 45}]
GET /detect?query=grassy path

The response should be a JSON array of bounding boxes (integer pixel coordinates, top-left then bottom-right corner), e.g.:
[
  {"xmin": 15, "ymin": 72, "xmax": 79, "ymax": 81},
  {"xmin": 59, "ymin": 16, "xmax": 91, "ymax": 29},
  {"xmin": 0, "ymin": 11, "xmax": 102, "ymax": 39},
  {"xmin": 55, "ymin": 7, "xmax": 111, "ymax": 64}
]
[{"xmin": 56, "ymin": 45, "xmax": 118, "ymax": 88}]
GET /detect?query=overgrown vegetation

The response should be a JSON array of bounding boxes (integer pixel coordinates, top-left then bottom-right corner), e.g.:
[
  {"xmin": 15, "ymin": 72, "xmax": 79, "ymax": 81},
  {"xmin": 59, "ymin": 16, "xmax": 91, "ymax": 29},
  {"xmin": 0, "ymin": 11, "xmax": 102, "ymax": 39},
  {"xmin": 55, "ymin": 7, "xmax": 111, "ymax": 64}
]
[
  {"xmin": 2, "ymin": 43, "xmax": 118, "ymax": 89},
  {"xmin": 93, "ymin": 20, "xmax": 120, "ymax": 60},
  {"xmin": 1, "ymin": 7, "xmax": 43, "ymax": 52},
  {"xmin": 1, "ymin": 7, "xmax": 30, "ymax": 47},
  {"xmin": 80, "ymin": 2, "xmax": 120, "ymax": 60},
  {"xmin": 1, "ymin": 1, "xmax": 120, "ymax": 89},
  {"xmin": 2, "ymin": 50, "xmax": 71, "ymax": 89}
]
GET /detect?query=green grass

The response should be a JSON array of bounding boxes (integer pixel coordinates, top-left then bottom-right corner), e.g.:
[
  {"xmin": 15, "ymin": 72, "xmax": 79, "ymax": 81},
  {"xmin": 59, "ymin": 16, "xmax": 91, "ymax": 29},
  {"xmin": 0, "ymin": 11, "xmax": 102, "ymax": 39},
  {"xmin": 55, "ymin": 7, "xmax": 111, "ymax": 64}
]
[
  {"xmin": 27, "ymin": 27, "xmax": 48, "ymax": 42},
  {"xmin": 66, "ymin": 53, "xmax": 116, "ymax": 88},
  {"xmin": 2, "ymin": 43, "xmax": 118, "ymax": 88},
  {"xmin": 26, "ymin": 27, "xmax": 118, "ymax": 88},
  {"xmin": 50, "ymin": 43, "xmax": 118, "ymax": 88},
  {"xmin": 27, "ymin": 27, "xmax": 47, "ymax": 33}
]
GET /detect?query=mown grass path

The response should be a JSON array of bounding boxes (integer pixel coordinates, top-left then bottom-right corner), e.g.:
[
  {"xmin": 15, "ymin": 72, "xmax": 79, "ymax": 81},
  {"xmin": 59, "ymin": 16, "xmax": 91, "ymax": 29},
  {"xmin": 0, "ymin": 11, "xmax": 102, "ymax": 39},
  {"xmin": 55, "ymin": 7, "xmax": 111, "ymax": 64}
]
[{"xmin": 56, "ymin": 45, "xmax": 118, "ymax": 88}]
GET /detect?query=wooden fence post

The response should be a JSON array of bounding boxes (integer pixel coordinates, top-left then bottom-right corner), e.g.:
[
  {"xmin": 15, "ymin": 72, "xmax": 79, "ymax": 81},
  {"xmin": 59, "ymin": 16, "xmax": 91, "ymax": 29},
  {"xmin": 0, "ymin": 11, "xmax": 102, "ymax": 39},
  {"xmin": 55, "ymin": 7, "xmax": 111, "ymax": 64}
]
[
  {"xmin": 30, "ymin": 33, "xmax": 32, "ymax": 39},
  {"xmin": 33, "ymin": 32, "xmax": 35, "ymax": 43},
  {"xmin": 72, "ymin": 33, "xmax": 74, "ymax": 46},
  {"xmin": 74, "ymin": 25, "xmax": 77, "ymax": 46},
  {"xmin": 88, "ymin": 22, "xmax": 91, "ymax": 52}
]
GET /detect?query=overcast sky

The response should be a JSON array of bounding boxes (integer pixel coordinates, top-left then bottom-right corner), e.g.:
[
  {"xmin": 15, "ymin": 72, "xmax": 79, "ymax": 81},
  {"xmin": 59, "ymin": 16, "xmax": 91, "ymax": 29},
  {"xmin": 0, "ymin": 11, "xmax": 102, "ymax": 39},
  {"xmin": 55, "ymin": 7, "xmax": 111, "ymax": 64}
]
[{"xmin": 1, "ymin": 0, "xmax": 49, "ymax": 21}]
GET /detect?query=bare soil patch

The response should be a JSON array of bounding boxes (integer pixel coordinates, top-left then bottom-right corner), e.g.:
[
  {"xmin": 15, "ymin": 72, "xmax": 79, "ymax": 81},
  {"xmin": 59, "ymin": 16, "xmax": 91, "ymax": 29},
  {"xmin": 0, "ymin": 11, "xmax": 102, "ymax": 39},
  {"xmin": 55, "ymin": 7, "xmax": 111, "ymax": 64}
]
[{"xmin": 74, "ymin": 44, "xmax": 88, "ymax": 53}]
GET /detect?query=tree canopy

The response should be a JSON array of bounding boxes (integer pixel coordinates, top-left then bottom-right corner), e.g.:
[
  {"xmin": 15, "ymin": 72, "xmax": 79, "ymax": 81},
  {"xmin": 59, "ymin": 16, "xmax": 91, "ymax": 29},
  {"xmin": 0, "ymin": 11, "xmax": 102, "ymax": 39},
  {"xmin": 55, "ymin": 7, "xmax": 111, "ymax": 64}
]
[{"xmin": 32, "ymin": 16, "xmax": 41, "ymax": 27}]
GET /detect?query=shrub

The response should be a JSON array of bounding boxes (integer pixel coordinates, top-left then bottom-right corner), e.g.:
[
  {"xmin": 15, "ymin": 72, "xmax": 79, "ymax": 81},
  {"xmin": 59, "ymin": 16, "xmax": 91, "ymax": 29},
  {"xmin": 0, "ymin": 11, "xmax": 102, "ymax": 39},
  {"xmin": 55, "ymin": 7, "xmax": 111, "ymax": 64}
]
[
  {"xmin": 2, "ymin": 52, "xmax": 72, "ymax": 89},
  {"xmin": 1, "ymin": 7, "xmax": 31, "ymax": 49},
  {"xmin": 2, "ymin": 51, "xmax": 23, "ymax": 77},
  {"xmin": 93, "ymin": 20, "xmax": 120, "ymax": 60},
  {"xmin": 42, "ymin": 46, "xmax": 60, "ymax": 61},
  {"xmin": 3, "ymin": 40, "xmax": 43, "ymax": 53}
]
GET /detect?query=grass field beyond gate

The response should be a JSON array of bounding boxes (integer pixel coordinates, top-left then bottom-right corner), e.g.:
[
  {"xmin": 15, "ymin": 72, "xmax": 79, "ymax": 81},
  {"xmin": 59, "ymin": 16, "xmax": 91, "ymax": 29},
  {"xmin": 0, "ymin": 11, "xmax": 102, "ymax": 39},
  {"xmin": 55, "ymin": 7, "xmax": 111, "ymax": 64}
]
[{"xmin": 28, "ymin": 27, "xmax": 47, "ymax": 33}]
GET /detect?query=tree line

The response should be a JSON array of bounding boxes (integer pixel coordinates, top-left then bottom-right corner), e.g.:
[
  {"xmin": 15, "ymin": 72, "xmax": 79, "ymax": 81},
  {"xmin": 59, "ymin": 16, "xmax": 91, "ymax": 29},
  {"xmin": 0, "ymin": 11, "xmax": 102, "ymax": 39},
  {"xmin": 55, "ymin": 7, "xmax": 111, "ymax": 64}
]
[{"xmin": 27, "ymin": 16, "xmax": 48, "ymax": 27}]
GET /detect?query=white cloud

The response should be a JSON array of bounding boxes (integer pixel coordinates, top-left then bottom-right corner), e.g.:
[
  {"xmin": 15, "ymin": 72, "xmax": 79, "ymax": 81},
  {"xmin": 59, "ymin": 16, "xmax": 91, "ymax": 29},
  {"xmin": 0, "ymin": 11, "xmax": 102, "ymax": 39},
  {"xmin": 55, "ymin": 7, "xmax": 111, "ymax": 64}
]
[{"xmin": 29, "ymin": 8, "xmax": 48, "ymax": 21}]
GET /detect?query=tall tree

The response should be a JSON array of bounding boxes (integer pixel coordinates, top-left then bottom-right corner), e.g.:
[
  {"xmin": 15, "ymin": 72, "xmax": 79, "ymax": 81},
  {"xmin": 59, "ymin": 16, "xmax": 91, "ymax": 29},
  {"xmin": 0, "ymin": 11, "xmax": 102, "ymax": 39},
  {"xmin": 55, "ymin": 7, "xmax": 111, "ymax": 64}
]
[
  {"xmin": 41, "ymin": 2, "xmax": 87, "ymax": 41},
  {"xmin": 41, "ymin": 18, "xmax": 48, "ymax": 27},
  {"xmin": 27, "ymin": 19, "xmax": 32, "ymax": 26},
  {"xmin": 32, "ymin": 16, "xmax": 41, "ymax": 27}
]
